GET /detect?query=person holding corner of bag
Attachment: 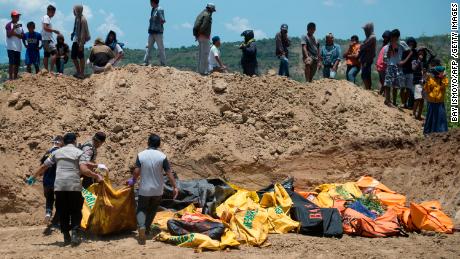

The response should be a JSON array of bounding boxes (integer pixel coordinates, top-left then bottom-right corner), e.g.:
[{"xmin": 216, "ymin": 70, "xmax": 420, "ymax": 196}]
[{"xmin": 27, "ymin": 133, "xmax": 103, "ymax": 247}]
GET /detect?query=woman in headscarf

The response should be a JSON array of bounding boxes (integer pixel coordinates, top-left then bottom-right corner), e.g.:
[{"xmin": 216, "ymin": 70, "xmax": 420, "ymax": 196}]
[
  {"xmin": 89, "ymin": 38, "xmax": 114, "ymax": 74},
  {"xmin": 240, "ymin": 30, "xmax": 258, "ymax": 76},
  {"xmin": 105, "ymin": 30, "xmax": 124, "ymax": 66},
  {"xmin": 71, "ymin": 5, "xmax": 90, "ymax": 79}
]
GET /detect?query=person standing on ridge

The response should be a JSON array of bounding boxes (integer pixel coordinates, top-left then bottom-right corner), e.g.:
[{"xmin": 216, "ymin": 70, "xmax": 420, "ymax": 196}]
[
  {"xmin": 193, "ymin": 3, "xmax": 216, "ymax": 75},
  {"xmin": 41, "ymin": 5, "xmax": 59, "ymax": 73},
  {"xmin": 376, "ymin": 30, "xmax": 391, "ymax": 95},
  {"xmin": 79, "ymin": 132, "xmax": 107, "ymax": 189},
  {"xmin": 5, "ymin": 10, "xmax": 24, "ymax": 80},
  {"xmin": 344, "ymin": 35, "xmax": 361, "ymax": 84},
  {"xmin": 144, "ymin": 0, "xmax": 166, "ymax": 66},
  {"xmin": 320, "ymin": 33, "xmax": 342, "ymax": 79},
  {"xmin": 240, "ymin": 30, "xmax": 258, "ymax": 76},
  {"xmin": 301, "ymin": 22, "xmax": 319, "ymax": 82},
  {"xmin": 71, "ymin": 5, "xmax": 91, "ymax": 79},
  {"xmin": 359, "ymin": 22, "xmax": 377, "ymax": 90},
  {"xmin": 275, "ymin": 24, "xmax": 291, "ymax": 77}
]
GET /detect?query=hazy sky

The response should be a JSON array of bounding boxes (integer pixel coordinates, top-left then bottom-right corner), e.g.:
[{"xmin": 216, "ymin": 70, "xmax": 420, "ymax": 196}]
[{"xmin": 0, "ymin": 0, "xmax": 454, "ymax": 49}]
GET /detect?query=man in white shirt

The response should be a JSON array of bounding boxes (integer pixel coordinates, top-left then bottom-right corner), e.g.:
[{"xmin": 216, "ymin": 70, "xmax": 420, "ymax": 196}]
[
  {"xmin": 208, "ymin": 36, "xmax": 226, "ymax": 73},
  {"xmin": 41, "ymin": 5, "xmax": 59, "ymax": 73},
  {"xmin": 5, "ymin": 10, "xmax": 24, "ymax": 80}
]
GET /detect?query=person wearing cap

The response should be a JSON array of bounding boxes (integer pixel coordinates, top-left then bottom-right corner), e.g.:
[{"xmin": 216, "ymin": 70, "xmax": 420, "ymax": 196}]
[
  {"xmin": 240, "ymin": 30, "xmax": 258, "ymax": 76},
  {"xmin": 5, "ymin": 10, "xmax": 24, "ymax": 80},
  {"xmin": 28, "ymin": 133, "xmax": 103, "ymax": 246},
  {"xmin": 39, "ymin": 135, "xmax": 64, "ymax": 235},
  {"xmin": 301, "ymin": 22, "xmax": 320, "ymax": 82},
  {"xmin": 359, "ymin": 22, "xmax": 377, "ymax": 90},
  {"xmin": 144, "ymin": 0, "xmax": 166, "ymax": 66},
  {"xmin": 344, "ymin": 35, "xmax": 361, "ymax": 84},
  {"xmin": 193, "ymin": 3, "xmax": 216, "ymax": 75},
  {"xmin": 275, "ymin": 24, "xmax": 291, "ymax": 77},
  {"xmin": 88, "ymin": 38, "xmax": 115, "ymax": 74},
  {"xmin": 41, "ymin": 5, "xmax": 60, "ymax": 73},
  {"xmin": 320, "ymin": 33, "xmax": 342, "ymax": 79},
  {"xmin": 208, "ymin": 36, "xmax": 226, "ymax": 73},
  {"xmin": 376, "ymin": 30, "xmax": 391, "ymax": 95},
  {"xmin": 71, "ymin": 5, "xmax": 91, "ymax": 79},
  {"xmin": 79, "ymin": 132, "xmax": 107, "ymax": 189}
]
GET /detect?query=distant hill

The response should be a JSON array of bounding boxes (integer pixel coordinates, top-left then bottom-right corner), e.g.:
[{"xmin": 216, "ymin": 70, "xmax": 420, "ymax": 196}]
[
  {"xmin": 0, "ymin": 35, "xmax": 451, "ymax": 85},
  {"xmin": 0, "ymin": 45, "xmax": 8, "ymax": 64}
]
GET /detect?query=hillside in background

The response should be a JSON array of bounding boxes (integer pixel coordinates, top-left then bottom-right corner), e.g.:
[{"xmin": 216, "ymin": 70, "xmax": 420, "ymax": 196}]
[{"xmin": 0, "ymin": 35, "xmax": 450, "ymax": 84}]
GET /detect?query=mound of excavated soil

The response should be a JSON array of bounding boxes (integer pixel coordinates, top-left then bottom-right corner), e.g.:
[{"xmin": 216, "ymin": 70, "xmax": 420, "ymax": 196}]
[{"xmin": 0, "ymin": 65, "xmax": 453, "ymax": 228}]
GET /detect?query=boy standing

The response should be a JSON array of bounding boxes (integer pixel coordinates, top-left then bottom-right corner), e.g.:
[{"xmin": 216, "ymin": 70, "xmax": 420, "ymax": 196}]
[
  {"xmin": 22, "ymin": 22, "xmax": 42, "ymax": 74},
  {"xmin": 71, "ymin": 5, "xmax": 91, "ymax": 79},
  {"xmin": 5, "ymin": 10, "xmax": 24, "ymax": 80},
  {"xmin": 41, "ymin": 5, "xmax": 59, "ymax": 73},
  {"xmin": 275, "ymin": 24, "xmax": 290, "ymax": 77}
]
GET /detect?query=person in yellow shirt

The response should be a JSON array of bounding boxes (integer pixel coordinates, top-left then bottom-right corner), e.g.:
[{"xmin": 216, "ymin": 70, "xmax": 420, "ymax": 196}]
[{"xmin": 423, "ymin": 59, "xmax": 448, "ymax": 135}]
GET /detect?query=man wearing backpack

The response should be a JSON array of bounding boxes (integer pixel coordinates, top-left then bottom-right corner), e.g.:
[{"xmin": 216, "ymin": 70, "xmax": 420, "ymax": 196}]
[
  {"xmin": 79, "ymin": 132, "xmax": 107, "ymax": 189},
  {"xmin": 193, "ymin": 3, "xmax": 216, "ymax": 75}
]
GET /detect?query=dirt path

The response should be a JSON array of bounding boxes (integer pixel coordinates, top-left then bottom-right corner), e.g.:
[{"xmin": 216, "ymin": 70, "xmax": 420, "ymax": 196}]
[{"xmin": 0, "ymin": 226, "xmax": 458, "ymax": 259}]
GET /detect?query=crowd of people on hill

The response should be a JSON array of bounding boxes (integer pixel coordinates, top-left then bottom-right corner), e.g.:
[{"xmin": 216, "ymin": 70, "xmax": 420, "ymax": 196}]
[
  {"xmin": 5, "ymin": 5, "xmax": 125, "ymax": 79},
  {"xmin": 3, "ymin": 0, "xmax": 451, "ymax": 247}
]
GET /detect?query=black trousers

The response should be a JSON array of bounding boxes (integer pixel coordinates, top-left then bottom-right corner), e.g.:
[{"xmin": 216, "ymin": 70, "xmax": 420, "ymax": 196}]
[
  {"xmin": 55, "ymin": 191, "xmax": 83, "ymax": 233},
  {"xmin": 43, "ymin": 186, "xmax": 59, "ymax": 225},
  {"xmin": 136, "ymin": 195, "xmax": 162, "ymax": 231}
]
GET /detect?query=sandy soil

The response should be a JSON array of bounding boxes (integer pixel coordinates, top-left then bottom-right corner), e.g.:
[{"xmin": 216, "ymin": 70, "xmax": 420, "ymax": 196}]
[{"xmin": 0, "ymin": 66, "xmax": 458, "ymax": 258}]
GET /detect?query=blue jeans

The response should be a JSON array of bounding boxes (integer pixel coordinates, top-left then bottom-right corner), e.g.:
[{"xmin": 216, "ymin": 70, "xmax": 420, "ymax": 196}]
[
  {"xmin": 278, "ymin": 57, "xmax": 289, "ymax": 77},
  {"xmin": 346, "ymin": 65, "xmax": 360, "ymax": 84},
  {"xmin": 56, "ymin": 58, "xmax": 66, "ymax": 74}
]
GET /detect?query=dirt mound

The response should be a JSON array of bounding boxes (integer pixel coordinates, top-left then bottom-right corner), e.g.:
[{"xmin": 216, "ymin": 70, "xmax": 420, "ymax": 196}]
[{"xmin": 0, "ymin": 64, "xmax": 447, "ymax": 227}]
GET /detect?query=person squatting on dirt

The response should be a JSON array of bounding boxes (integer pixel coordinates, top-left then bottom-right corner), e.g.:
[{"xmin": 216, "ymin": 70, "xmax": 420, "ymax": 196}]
[
  {"xmin": 105, "ymin": 30, "xmax": 125, "ymax": 66},
  {"xmin": 5, "ymin": 10, "xmax": 23, "ymax": 80},
  {"xmin": 41, "ymin": 5, "xmax": 59, "ymax": 73},
  {"xmin": 423, "ymin": 59, "xmax": 449, "ymax": 135},
  {"xmin": 376, "ymin": 31, "xmax": 391, "ymax": 95},
  {"xmin": 275, "ymin": 24, "xmax": 291, "ymax": 77},
  {"xmin": 240, "ymin": 30, "xmax": 258, "ymax": 76},
  {"xmin": 301, "ymin": 22, "xmax": 319, "ymax": 83},
  {"xmin": 344, "ymin": 35, "xmax": 361, "ymax": 84},
  {"xmin": 144, "ymin": 0, "xmax": 166, "ymax": 66},
  {"xmin": 28, "ymin": 133, "xmax": 103, "ymax": 246},
  {"xmin": 320, "ymin": 33, "xmax": 342, "ymax": 79},
  {"xmin": 208, "ymin": 36, "xmax": 227, "ymax": 73},
  {"xmin": 89, "ymin": 38, "xmax": 115, "ymax": 73},
  {"xmin": 71, "ymin": 5, "xmax": 91, "ymax": 79},
  {"xmin": 55, "ymin": 34, "xmax": 70, "ymax": 74},
  {"xmin": 40, "ymin": 136, "xmax": 64, "ymax": 235},
  {"xmin": 126, "ymin": 134, "xmax": 178, "ymax": 245},
  {"xmin": 22, "ymin": 21, "xmax": 42, "ymax": 74},
  {"xmin": 194, "ymin": 3, "xmax": 216, "ymax": 75},
  {"xmin": 79, "ymin": 132, "xmax": 107, "ymax": 189},
  {"xmin": 359, "ymin": 22, "xmax": 377, "ymax": 90}
]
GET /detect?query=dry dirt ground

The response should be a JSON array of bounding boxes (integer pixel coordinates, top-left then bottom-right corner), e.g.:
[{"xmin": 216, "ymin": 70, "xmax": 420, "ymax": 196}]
[{"xmin": 0, "ymin": 66, "xmax": 459, "ymax": 258}]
